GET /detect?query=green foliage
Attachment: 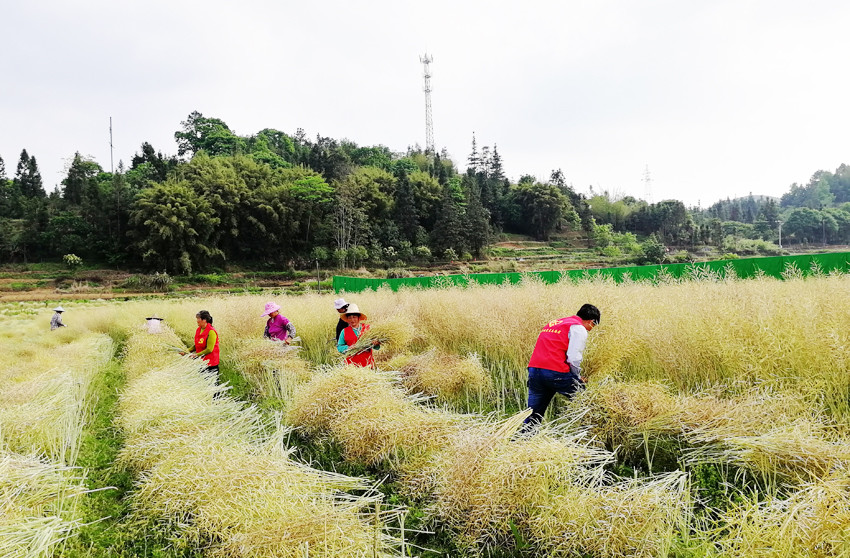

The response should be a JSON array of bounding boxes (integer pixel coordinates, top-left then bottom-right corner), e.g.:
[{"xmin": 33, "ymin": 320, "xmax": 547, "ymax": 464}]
[
  {"xmin": 640, "ymin": 234, "xmax": 667, "ymax": 264},
  {"xmin": 174, "ymin": 111, "xmax": 245, "ymax": 157},
  {"xmin": 128, "ymin": 179, "xmax": 222, "ymax": 273},
  {"xmin": 510, "ymin": 181, "xmax": 576, "ymax": 240},
  {"xmin": 414, "ymin": 245, "xmax": 432, "ymax": 262}
]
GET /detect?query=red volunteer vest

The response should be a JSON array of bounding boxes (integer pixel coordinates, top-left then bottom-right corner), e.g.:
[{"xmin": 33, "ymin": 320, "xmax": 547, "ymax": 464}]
[
  {"xmin": 343, "ymin": 323, "xmax": 374, "ymax": 367},
  {"xmin": 527, "ymin": 315, "xmax": 584, "ymax": 373},
  {"xmin": 194, "ymin": 324, "xmax": 220, "ymax": 366}
]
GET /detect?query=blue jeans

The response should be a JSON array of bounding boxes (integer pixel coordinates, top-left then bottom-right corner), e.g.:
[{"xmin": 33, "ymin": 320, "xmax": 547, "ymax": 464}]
[{"xmin": 524, "ymin": 367, "xmax": 584, "ymax": 426}]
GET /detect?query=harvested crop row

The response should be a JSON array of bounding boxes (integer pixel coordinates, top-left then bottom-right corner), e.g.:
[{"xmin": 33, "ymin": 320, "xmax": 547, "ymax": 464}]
[
  {"xmin": 0, "ymin": 452, "xmax": 89, "ymax": 558},
  {"xmin": 572, "ymin": 379, "xmax": 850, "ymax": 484},
  {"xmin": 0, "ymin": 317, "xmax": 113, "ymax": 465},
  {"xmin": 288, "ymin": 366, "xmax": 689, "ymax": 557},
  {"xmin": 116, "ymin": 326, "xmax": 401, "ymax": 557},
  {"xmin": 0, "ymin": 312, "xmax": 114, "ymax": 557}
]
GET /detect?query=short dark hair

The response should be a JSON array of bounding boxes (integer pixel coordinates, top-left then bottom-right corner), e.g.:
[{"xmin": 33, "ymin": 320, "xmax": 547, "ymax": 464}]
[
  {"xmin": 196, "ymin": 310, "xmax": 213, "ymax": 324},
  {"xmin": 577, "ymin": 304, "xmax": 600, "ymax": 325}
]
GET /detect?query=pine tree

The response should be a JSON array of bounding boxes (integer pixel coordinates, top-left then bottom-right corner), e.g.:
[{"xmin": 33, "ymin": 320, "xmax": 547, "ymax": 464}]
[
  {"xmin": 490, "ymin": 145, "xmax": 505, "ymax": 180},
  {"xmin": 467, "ymin": 133, "xmax": 480, "ymax": 173},
  {"xmin": 465, "ymin": 180, "xmax": 490, "ymax": 258},
  {"xmin": 393, "ymin": 169, "xmax": 420, "ymax": 244},
  {"xmin": 431, "ymin": 182, "xmax": 465, "ymax": 255},
  {"xmin": 14, "ymin": 150, "xmax": 45, "ymax": 198}
]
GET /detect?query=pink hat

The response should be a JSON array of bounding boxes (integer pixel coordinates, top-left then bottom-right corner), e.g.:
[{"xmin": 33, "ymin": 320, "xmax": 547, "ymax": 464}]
[{"xmin": 261, "ymin": 301, "xmax": 281, "ymax": 317}]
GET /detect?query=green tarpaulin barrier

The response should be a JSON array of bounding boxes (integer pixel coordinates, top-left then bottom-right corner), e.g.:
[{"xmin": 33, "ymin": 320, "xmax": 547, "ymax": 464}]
[{"xmin": 332, "ymin": 252, "xmax": 850, "ymax": 293}]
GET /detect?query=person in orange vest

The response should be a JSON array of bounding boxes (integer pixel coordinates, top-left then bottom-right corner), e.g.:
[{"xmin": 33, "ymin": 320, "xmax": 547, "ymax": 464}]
[
  {"xmin": 523, "ymin": 303, "xmax": 600, "ymax": 428},
  {"xmin": 186, "ymin": 310, "xmax": 220, "ymax": 379},
  {"xmin": 336, "ymin": 304, "xmax": 379, "ymax": 367}
]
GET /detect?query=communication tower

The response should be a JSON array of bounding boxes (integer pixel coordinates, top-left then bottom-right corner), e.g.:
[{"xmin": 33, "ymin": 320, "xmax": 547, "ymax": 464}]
[
  {"xmin": 420, "ymin": 54, "xmax": 435, "ymax": 154},
  {"xmin": 643, "ymin": 165, "xmax": 653, "ymax": 203}
]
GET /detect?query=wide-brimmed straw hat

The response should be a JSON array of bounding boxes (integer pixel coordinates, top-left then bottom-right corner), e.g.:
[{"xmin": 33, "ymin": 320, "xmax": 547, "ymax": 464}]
[
  {"xmin": 344, "ymin": 303, "xmax": 367, "ymax": 321},
  {"xmin": 333, "ymin": 298, "xmax": 348, "ymax": 310},
  {"xmin": 261, "ymin": 301, "xmax": 281, "ymax": 317},
  {"xmin": 53, "ymin": 306, "xmax": 65, "ymax": 313}
]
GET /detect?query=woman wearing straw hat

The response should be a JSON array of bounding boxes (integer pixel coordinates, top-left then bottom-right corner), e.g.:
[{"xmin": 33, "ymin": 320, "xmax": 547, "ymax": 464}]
[
  {"xmin": 50, "ymin": 306, "xmax": 66, "ymax": 330},
  {"xmin": 336, "ymin": 304, "xmax": 378, "ymax": 367},
  {"xmin": 261, "ymin": 301, "xmax": 296, "ymax": 344}
]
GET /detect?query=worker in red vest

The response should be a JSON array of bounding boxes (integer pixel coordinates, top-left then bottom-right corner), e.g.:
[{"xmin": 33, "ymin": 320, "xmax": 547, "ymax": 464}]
[
  {"xmin": 187, "ymin": 309, "xmax": 220, "ymax": 379},
  {"xmin": 336, "ymin": 304, "xmax": 378, "ymax": 367},
  {"xmin": 523, "ymin": 304, "xmax": 600, "ymax": 428}
]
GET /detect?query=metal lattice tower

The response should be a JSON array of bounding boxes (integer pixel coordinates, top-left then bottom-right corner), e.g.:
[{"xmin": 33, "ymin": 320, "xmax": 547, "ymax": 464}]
[
  {"xmin": 420, "ymin": 54, "xmax": 435, "ymax": 154},
  {"xmin": 643, "ymin": 165, "xmax": 653, "ymax": 203}
]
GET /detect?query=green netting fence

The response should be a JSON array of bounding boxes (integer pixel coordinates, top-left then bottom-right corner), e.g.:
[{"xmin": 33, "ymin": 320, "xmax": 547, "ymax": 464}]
[{"xmin": 332, "ymin": 251, "xmax": 850, "ymax": 293}]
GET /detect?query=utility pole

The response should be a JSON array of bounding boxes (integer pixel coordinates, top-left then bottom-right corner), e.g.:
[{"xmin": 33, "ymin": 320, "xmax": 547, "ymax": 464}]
[
  {"xmin": 420, "ymin": 54, "xmax": 435, "ymax": 154},
  {"xmin": 109, "ymin": 117, "xmax": 114, "ymax": 174},
  {"xmin": 778, "ymin": 220, "xmax": 783, "ymax": 249}
]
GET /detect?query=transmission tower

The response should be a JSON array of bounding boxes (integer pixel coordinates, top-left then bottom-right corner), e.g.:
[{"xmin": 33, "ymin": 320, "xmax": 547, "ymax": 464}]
[
  {"xmin": 420, "ymin": 53, "xmax": 435, "ymax": 154},
  {"xmin": 643, "ymin": 165, "xmax": 653, "ymax": 203}
]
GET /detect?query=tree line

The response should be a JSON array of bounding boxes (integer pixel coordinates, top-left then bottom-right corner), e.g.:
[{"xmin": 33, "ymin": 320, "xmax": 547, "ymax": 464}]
[{"xmin": 2, "ymin": 111, "xmax": 849, "ymax": 272}]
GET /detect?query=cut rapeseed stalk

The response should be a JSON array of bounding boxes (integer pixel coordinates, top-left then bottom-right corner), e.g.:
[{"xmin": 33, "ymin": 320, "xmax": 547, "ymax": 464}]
[
  {"xmin": 117, "ymin": 327, "xmax": 402, "ymax": 557},
  {"xmin": 418, "ymin": 412, "xmax": 613, "ymax": 552},
  {"xmin": 527, "ymin": 472, "xmax": 690, "ymax": 558},
  {"xmin": 343, "ymin": 319, "xmax": 414, "ymax": 359},
  {"xmin": 0, "ymin": 452, "xmax": 88, "ymax": 558},
  {"xmin": 229, "ymin": 338, "xmax": 312, "ymax": 401},
  {"xmin": 710, "ymin": 472, "xmax": 850, "ymax": 558},
  {"xmin": 288, "ymin": 365, "xmax": 462, "ymax": 466},
  {"xmin": 133, "ymin": 440, "xmax": 394, "ymax": 558},
  {"xmin": 388, "ymin": 348, "xmax": 492, "ymax": 404}
]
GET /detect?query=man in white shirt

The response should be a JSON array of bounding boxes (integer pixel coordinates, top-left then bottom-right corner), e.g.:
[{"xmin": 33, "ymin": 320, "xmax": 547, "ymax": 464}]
[{"xmin": 523, "ymin": 303, "xmax": 600, "ymax": 427}]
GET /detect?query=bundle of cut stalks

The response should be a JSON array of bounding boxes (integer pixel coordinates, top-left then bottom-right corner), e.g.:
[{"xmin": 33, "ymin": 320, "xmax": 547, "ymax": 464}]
[
  {"xmin": 711, "ymin": 472, "xmax": 850, "ymax": 557},
  {"xmin": 342, "ymin": 318, "xmax": 414, "ymax": 358},
  {"xmin": 0, "ymin": 452, "xmax": 87, "ymax": 558},
  {"xmin": 288, "ymin": 365, "xmax": 462, "ymax": 466},
  {"xmin": 229, "ymin": 338, "xmax": 311, "ymax": 401},
  {"xmin": 684, "ymin": 421, "xmax": 850, "ymax": 483},
  {"xmin": 573, "ymin": 380, "xmax": 848, "ymax": 482},
  {"xmin": 572, "ymin": 379, "xmax": 678, "ymax": 458},
  {"xmin": 387, "ymin": 348, "xmax": 492, "ymax": 403},
  {"xmin": 133, "ymin": 440, "xmax": 394, "ymax": 558},
  {"xmin": 416, "ymin": 411, "xmax": 614, "ymax": 551},
  {"xmin": 527, "ymin": 472, "xmax": 690, "ymax": 558}
]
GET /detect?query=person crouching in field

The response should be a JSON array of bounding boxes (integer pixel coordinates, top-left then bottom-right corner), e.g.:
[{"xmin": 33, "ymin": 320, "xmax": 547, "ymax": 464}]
[
  {"xmin": 523, "ymin": 303, "xmax": 601, "ymax": 428},
  {"xmin": 336, "ymin": 304, "xmax": 378, "ymax": 367},
  {"xmin": 50, "ymin": 306, "xmax": 66, "ymax": 330},
  {"xmin": 261, "ymin": 301, "xmax": 295, "ymax": 344},
  {"xmin": 183, "ymin": 310, "xmax": 220, "ymax": 379}
]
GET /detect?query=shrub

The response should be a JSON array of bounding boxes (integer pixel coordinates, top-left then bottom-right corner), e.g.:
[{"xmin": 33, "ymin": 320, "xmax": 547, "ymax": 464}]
[
  {"xmin": 386, "ymin": 268, "xmax": 410, "ymax": 279},
  {"xmin": 62, "ymin": 254, "xmax": 83, "ymax": 269},
  {"xmin": 414, "ymin": 245, "xmax": 432, "ymax": 262},
  {"xmin": 310, "ymin": 246, "xmax": 330, "ymax": 263}
]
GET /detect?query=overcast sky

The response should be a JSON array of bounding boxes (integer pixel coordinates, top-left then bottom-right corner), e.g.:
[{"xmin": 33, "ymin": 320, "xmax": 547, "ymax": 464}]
[{"xmin": 2, "ymin": 0, "xmax": 849, "ymax": 207}]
